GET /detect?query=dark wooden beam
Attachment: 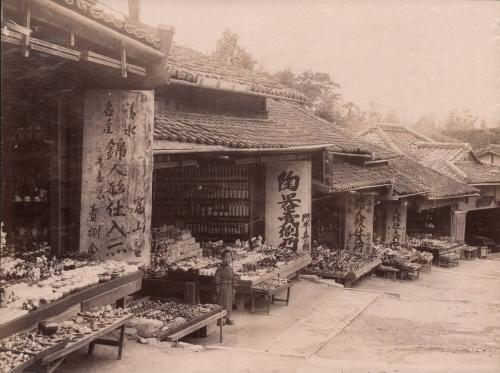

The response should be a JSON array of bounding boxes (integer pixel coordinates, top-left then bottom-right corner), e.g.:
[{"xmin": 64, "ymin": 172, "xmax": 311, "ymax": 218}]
[
  {"xmin": 23, "ymin": 0, "xmax": 31, "ymax": 57},
  {"xmin": 121, "ymin": 45, "xmax": 127, "ymax": 78},
  {"xmin": 4, "ymin": 0, "xmax": 164, "ymax": 61}
]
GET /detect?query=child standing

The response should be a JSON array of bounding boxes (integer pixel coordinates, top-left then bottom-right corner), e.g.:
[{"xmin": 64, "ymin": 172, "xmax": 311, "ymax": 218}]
[{"xmin": 214, "ymin": 249, "xmax": 238, "ymax": 325}]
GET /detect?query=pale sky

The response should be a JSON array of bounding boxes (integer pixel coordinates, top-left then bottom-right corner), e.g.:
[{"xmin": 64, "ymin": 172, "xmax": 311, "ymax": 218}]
[{"xmin": 103, "ymin": 0, "xmax": 500, "ymax": 124}]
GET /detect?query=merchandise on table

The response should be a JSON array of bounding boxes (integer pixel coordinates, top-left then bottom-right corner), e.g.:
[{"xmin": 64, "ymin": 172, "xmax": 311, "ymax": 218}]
[
  {"xmin": 0, "ymin": 328, "xmax": 65, "ymax": 355},
  {"xmin": 407, "ymin": 235, "xmax": 457, "ymax": 250},
  {"xmin": 0, "ymin": 350, "xmax": 32, "ymax": 373},
  {"xmin": 376, "ymin": 244, "xmax": 432, "ymax": 271},
  {"xmin": 252, "ymin": 277, "xmax": 288, "ymax": 291},
  {"xmin": 1, "ymin": 261, "xmax": 139, "ymax": 311},
  {"xmin": 0, "ymin": 304, "xmax": 130, "ymax": 368},
  {"xmin": 151, "ymin": 225, "xmax": 202, "ymax": 264},
  {"xmin": 145, "ymin": 229, "xmax": 305, "ymax": 283},
  {"xmin": 306, "ymin": 245, "xmax": 379, "ymax": 276},
  {"xmin": 127, "ymin": 299, "xmax": 220, "ymax": 334}
]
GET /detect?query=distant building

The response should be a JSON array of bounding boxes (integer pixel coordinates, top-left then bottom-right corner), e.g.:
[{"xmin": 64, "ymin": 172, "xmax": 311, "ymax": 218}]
[
  {"xmin": 359, "ymin": 124, "xmax": 500, "ymax": 245},
  {"xmin": 476, "ymin": 145, "xmax": 500, "ymax": 166}
]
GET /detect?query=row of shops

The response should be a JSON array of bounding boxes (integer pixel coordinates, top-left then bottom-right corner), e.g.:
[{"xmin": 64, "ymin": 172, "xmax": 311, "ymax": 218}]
[{"xmin": 1, "ymin": 1, "xmax": 499, "ymax": 372}]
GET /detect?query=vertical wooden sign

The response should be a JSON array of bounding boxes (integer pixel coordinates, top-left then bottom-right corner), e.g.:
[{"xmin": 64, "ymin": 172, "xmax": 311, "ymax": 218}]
[
  {"xmin": 80, "ymin": 90, "xmax": 154, "ymax": 264},
  {"xmin": 385, "ymin": 201, "xmax": 407, "ymax": 246},
  {"xmin": 265, "ymin": 161, "xmax": 312, "ymax": 254},
  {"xmin": 344, "ymin": 193, "xmax": 374, "ymax": 252}
]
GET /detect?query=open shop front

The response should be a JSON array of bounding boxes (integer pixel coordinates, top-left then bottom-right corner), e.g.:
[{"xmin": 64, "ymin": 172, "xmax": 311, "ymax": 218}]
[
  {"xmin": 405, "ymin": 201, "xmax": 470, "ymax": 268},
  {"xmin": 143, "ymin": 152, "xmax": 313, "ymax": 315},
  {"xmin": 307, "ymin": 187, "xmax": 383, "ymax": 287},
  {"xmin": 308, "ymin": 156, "xmax": 444, "ymax": 285},
  {"xmin": 459, "ymin": 185, "xmax": 500, "ymax": 252},
  {"xmin": 465, "ymin": 208, "xmax": 500, "ymax": 253},
  {"xmin": 0, "ymin": 1, "xmax": 172, "ymax": 370}
]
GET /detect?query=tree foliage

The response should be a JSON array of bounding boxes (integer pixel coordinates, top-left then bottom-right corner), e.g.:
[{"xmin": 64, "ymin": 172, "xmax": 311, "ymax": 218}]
[
  {"xmin": 212, "ymin": 29, "xmax": 257, "ymax": 70},
  {"xmin": 443, "ymin": 109, "xmax": 478, "ymax": 131},
  {"xmin": 274, "ymin": 69, "xmax": 343, "ymax": 123}
]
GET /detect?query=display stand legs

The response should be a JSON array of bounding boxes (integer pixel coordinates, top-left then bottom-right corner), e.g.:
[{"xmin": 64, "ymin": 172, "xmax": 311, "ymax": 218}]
[{"xmin": 88, "ymin": 324, "xmax": 126, "ymax": 360}]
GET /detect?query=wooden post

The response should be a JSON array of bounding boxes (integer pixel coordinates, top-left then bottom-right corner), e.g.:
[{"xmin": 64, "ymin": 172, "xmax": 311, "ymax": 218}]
[
  {"xmin": 23, "ymin": 0, "xmax": 31, "ymax": 57},
  {"xmin": 128, "ymin": 0, "xmax": 141, "ymax": 23},
  {"xmin": 145, "ymin": 24, "xmax": 174, "ymax": 86},
  {"xmin": 79, "ymin": 90, "xmax": 154, "ymax": 264},
  {"xmin": 121, "ymin": 46, "xmax": 127, "ymax": 78},
  {"xmin": 48, "ymin": 94, "xmax": 69, "ymax": 258}
]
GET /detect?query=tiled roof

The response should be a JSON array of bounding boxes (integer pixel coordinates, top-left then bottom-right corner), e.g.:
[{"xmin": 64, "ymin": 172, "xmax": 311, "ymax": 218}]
[
  {"xmin": 394, "ymin": 158, "xmax": 479, "ymax": 199},
  {"xmin": 365, "ymin": 124, "xmax": 432, "ymax": 156},
  {"xmin": 476, "ymin": 144, "xmax": 500, "ymax": 157},
  {"xmin": 57, "ymin": 0, "xmax": 161, "ymax": 49},
  {"xmin": 319, "ymin": 162, "xmax": 396, "ymax": 192},
  {"xmin": 167, "ymin": 44, "xmax": 306, "ymax": 102},
  {"xmin": 455, "ymin": 161, "xmax": 500, "ymax": 184},
  {"xmin": 154, "ymin": 99, "xmax": 399, "ymax": 159},
  {"xmin": 359, "ymin": 124, "xmax": 500, "ymax": 185},
  {"xmin": 318, "ymin": 158, "xmax": 479, "ymax": 199},
  {"xmin": 415, "ymin": 142, "xmax": 471, "ymax": 162}
]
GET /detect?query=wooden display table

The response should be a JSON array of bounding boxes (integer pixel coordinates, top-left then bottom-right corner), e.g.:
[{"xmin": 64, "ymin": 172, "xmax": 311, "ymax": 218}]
[
  {"xmin": 163, "ymin": 309, "xmax": 226, "ymax": 344},
  {"xmin": 438, "ymin": 252, "xmax": 459, "ymax": 268},
  {"xmin": 377, "ymin": 265, "xmax": 399, "ymax": 281},
  {"xmin": 35, "ymin": 314, "xmax": 133, "ymax": 373},
  {"xmin": 250, "ymin": 282, "xmax": 292, "ymax": 315},
  {"xmin": 301, "ymin": 258, "xmax": 381, "ymax": 287},
  {"xmin": 235, "ymin": 255, "xmax": 310, "ymax": 310},
  {"xmin": 415, "ymin": 244, "xmax": 463, "ymax": 265},
  {"xmin": 344, "ymin": 259, "xmax": 381, "ymax": 287},
  {"xmin": 414, "ymin": 257, "xmax": 432, "ymax": 272},
  {"xmin": 0, "ymin": 271, "xmax": 142, "ymax": 339},
  {"xmin": 462, "ymin": 246, "xmax": 478, "ymax": 260}
]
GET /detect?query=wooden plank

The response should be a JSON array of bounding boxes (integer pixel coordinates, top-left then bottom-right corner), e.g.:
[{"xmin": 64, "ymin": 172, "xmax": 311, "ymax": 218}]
[
  {"xmin": 81, "ymin": 278, "xmax": 142, "ymax": 311},
  {"xmin": 0, "ymin": 271, "xmax": 142, "ymax": 338},
  {"xmin": 164, "ymin": 311, "xmax": 226, "ymax": 342},
  {"xmin": 41, "ymin": 314, "xmax": 132, "ymax": 364}
]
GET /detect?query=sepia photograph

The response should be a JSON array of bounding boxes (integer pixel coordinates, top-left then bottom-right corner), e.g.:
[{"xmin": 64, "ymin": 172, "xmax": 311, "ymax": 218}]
[{"xmin": 1, "ymin": 0, "xmax": 499, "ymax": 372}]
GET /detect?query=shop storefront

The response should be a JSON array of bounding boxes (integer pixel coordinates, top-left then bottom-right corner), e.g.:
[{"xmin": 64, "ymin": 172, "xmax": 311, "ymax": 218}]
[
  {"xmin": 0, "ymin": 1, "xmax": 171, "ymax": 369},
  {"xmin": 308, "ymin": 154, "xmax": 480, "ymax": 283}
]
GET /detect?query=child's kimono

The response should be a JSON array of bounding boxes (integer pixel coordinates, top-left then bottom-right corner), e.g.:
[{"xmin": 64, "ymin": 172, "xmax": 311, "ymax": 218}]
[{"xmin": 214, "ymin": 263, "xmax": 238, "ymax": 319}]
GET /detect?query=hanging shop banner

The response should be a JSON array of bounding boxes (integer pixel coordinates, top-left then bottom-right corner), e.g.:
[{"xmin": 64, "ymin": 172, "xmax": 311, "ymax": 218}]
[
  {"xmin": 344, "ymin": 193, "xmax": 374, "ymax": 252},
  {"xmin": 80, "ymin": 90, "xmax": 154, "ymax": 264},
  {"xmin": 265, "ymin": 160, "xmax": 312, "ymax": 254},
  {"xmin": 385, "ymin": 202, "xmax": 407, "ymax": 246}
]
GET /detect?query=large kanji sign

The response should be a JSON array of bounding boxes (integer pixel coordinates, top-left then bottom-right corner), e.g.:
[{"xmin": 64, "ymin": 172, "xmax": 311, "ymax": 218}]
[
  {"xmin": 80, "ymin": 90, "xmax": 154, "ymax": 264},
  {"xmin": 265, "ymin": 161, "xmax": 312, "ymax": 253}
]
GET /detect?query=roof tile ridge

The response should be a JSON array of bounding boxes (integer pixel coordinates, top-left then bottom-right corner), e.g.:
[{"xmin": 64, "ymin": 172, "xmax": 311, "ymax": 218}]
[
  {"xmin": 445, "ymin": 159, "xmax": 468, "ymax": 180},
  {"xmin": 375, "ymin": 126, "xmax": 403, "ymax": 154},
  {"xmin": 415, "ymin": 141, "xmax": 471, "ymax": 149},
  {"xmin": 156, "ymin": 110, "xmax": 273, "ymax": 123}
]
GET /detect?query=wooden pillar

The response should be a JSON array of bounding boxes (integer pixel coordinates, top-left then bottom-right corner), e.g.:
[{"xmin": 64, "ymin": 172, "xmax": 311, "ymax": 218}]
[
  {"xmin": 49, "ymin": 95, "xmax": 68, "ymax": 257},
  {"xmin": 344, "ymin": 193, "xmax": 374, "ymax": 252},
  {"xmin": 451, "ymin": 210, "xmax": 467, "ymax": 243},
  {"xmin": 384, "ymin": 201, "xmax": 408, "ymax": 245},
  {"xmin": 79, "ymin": 90, "xmax": 154, "ymax": 264},
  {"xmin": 128, "ymin": 0, "xmax": 141, "ymax": 22}
]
